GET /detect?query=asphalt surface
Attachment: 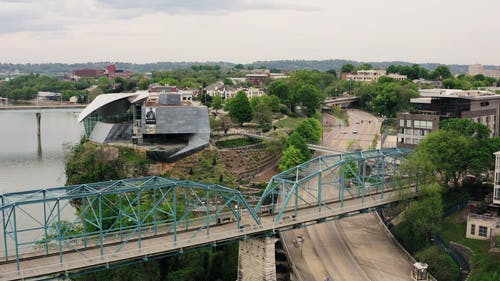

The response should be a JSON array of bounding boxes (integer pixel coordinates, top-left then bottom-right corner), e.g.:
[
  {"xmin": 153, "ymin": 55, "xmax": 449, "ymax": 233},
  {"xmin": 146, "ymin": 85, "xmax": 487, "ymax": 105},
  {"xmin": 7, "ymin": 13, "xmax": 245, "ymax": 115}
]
[{"xmin": 282, "ymin": 109, "xmax": 414, "ymax": 281}]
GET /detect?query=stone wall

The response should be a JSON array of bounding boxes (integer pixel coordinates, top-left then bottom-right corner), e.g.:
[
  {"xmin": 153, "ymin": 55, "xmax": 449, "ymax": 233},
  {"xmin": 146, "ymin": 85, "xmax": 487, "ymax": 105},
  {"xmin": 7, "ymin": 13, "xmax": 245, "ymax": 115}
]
[{"xmin": 238, "ymin": 237, "xmax": 278, "ymax": 281}]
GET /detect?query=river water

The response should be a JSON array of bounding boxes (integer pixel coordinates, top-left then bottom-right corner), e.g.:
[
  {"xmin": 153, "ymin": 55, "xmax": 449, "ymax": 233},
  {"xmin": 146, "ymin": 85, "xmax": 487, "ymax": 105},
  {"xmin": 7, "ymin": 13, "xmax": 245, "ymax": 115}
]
[
  {"xmin": 0, "ymin": 109, "xmax": 83, "ymax": 192},
  {"xmin": 0, "ymin": 109, "xmax": 84, "ymax": 256}
]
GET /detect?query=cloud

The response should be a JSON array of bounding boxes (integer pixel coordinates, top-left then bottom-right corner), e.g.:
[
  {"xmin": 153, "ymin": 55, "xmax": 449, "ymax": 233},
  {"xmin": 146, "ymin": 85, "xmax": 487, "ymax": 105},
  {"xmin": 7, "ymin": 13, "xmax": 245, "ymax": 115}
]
[
  {"xmin": 0, "ymin": 1, "xmax": 62, "ymax": 33},
  {"xmin": 96, "ymin": 0, "xmax": 322, "ymax": 14},
  {"xmin": 0, "ymin": 0, "xmax": 320, "ymax": 34}
]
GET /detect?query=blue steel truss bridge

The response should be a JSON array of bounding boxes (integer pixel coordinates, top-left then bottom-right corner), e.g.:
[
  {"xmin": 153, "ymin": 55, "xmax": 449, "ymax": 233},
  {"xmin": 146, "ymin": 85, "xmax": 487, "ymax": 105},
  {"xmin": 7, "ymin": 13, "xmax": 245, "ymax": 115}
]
[{"xmin": 0, "ymin": 147, "xmax": 421, "ymax": 280}]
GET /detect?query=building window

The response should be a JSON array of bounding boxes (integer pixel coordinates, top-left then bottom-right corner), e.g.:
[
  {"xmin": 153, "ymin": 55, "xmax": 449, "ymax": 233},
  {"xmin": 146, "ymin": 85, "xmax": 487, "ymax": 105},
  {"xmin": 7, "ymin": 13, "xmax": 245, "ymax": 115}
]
[
  {"xmin": 406, "ymin": 120, "xmax": 412, "ymax": 127},
  {"xmin": 414, "ymin": 120, "xmax": 432, "ymax": 129},
  {"xmin": 400, "ymin": 119, "xmax": 405, "ymax": 127},
  {"xmin": 481, "ymin": 101, "xmax": 490, "ymax": 107},
  {"xmin": 479, "ymin": 226, "xmax": 488, "ymax": 237},
  {"xmin": 470, "ymin": 224, "xmax": 475, "ymax": 235},
  {"xmin": 495, "ymin": 187, "xmax": 500, "ymax": 200}
]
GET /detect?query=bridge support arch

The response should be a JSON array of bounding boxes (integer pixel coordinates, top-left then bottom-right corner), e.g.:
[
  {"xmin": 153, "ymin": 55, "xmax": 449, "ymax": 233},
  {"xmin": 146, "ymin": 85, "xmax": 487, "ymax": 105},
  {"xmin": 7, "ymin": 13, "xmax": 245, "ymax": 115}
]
[{"xmin": 238, "ymin": 236, "xmax": 278, "ymax": 281}]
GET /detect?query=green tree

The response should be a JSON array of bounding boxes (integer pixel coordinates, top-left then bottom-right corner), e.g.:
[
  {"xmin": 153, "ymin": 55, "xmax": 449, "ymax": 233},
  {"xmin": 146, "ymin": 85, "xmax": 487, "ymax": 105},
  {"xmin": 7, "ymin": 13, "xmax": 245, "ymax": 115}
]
[
  {"xmin": 326, "ymin": 69, "xmax": 337, "ymax": 78},
  {"xmin": 212, "ymin": 95, "xmax": 223, "ymax": 113},
  {"xmin": 341, "ymin": 64, "xmax": 355, "ymax": 73},
  {"xmin": 254, "ymin": 101, "xmax": 273, "ymax": 131},
  {"xmin": 97, "ymin": 77, "xmax": 112, "ymax": 93},
  {"xmin": 264, "ymin": 129, "xmax": 288, "ymax": 153},
  {"xmin": 225, "ymin": 91, "xmax": 253, "ymax": 125},
  {"xmin": 411, "ymin": 130, "xmax": 470, "ymax": 187},
  {"xmin": 440, "ymin": 118, "xmax": 490, "ymax": 139},
  {"xmin": 394, "ymin": 184, "xmax": 443, "ymax": 252},
  {"xmin": 295, "ymin": 118, "xmax": 322, "ymax": 144},
  {"xmin": 261, "ymin": 95, "xmax": 281, "ymax": 112},
  {"xmin": 137, "ymin": 78, "xmax": 149, "ymax": 90},
  {"xmin": 268, "ymin": 79, "xmax": 294, "ymax": 111},
  {"xmin": 286, "ymin": 132, "xmax": 311, "ymax": 160},
  {"xmin": 414, "ymin": 246, "xmax": 459, "ymax": 281},
  {"xmin": 279, "ymin": 145, "xmax": 305, "ymax": 171},
  {"xmin": 296, "ymin": 84, "xmax": 324, "ymax": 117},
  {"xmin": 356, "ymin": 80, "xmax": 418, "ymax": 118},
  {"xmin": 431, "ymin": 65, "xmax": 452, "ymax": 80},
  {"xmin": 407, "ymin": 118, "xmax": 500, "ymax": 187},
  {"xmin": 355, "ymin": 63, "xmax": 372, "ymax": 71}
]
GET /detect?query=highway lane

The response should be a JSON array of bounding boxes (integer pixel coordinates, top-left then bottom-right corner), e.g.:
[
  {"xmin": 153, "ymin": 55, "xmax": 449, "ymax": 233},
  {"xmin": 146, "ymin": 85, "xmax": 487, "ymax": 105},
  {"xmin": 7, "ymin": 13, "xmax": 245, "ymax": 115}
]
[{"xmin": 282, "ymin": 109, "xmax": 413, "ymax": 281}]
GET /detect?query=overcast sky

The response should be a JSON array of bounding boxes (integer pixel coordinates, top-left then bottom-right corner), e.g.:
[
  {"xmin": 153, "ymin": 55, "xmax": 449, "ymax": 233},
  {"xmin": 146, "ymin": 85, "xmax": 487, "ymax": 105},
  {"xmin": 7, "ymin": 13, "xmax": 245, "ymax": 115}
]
[{"xmin": 0, "ymin": 0, "xmax": 499, "ymax": 65}]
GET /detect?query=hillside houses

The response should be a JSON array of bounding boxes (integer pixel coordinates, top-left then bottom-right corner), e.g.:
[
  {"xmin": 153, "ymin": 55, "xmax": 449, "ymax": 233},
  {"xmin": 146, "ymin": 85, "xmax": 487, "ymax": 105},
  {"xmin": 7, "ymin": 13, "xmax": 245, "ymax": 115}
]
[{"xmin": 205, "ymin": 81, "xmax": 265, "ymax": 100}]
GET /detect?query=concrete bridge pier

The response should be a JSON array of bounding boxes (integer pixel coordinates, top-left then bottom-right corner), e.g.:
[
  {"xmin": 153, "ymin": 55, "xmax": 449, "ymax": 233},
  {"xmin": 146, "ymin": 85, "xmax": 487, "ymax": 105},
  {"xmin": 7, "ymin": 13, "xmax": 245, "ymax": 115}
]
[{"xmin": 238, "ymin": 236, "xmax": 278, "ymax": 281}]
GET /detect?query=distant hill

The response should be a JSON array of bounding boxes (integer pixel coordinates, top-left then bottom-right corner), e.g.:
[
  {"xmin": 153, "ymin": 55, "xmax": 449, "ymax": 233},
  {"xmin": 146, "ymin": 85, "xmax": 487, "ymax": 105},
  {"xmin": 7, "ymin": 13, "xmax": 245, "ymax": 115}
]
[
  {"xmin": 0, "ymin": 60, "xmax": 497, "ymax": 76},
  {"xmin": 0, "ymin": 61, "xmax": 235, "ymax": 76},
  {"xmin": 251, "ymin": 59, "xmax": 493, "ymax": 75}
]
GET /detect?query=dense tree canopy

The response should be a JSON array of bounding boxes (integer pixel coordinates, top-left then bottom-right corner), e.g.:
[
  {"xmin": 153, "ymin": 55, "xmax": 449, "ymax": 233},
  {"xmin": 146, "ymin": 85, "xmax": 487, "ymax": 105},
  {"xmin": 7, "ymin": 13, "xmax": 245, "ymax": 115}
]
[
  {"xmin": 386, "ymin": 64, "xmax": 430, "ymax": 80},
  {"xmin": 0, "ymin": 74, "xmax": 85, "ymax": 101},
  {"xmin": 430, "ymin": 65, "xmax": 452, "ymax": 80},
  {"xmin": 267, "ymin": 69, "xmax": 336, "ymax": 113},
  {"xmin": 408, "ymin": 119, "xmax": 500, "ymax": 187},
  {"xmin": 211, "ymin": 95, "xmax": 223, "ymax": 113},
  {"xmin": 394, "ymin": 184, "xmax": 444, "ymax": 253},
  {"xmin": 224, "ymin": 91, "xmax": 253, "ymax": 125},
  {"xmin": 295, "ymin": 118, "xmax": 323, "ymax": 144},
  {"xmin": 279, "ymin": 145, "xmax": 305, "ymax": 171},
  {"xmin": 341, "ymin": 64, "xmax": 355, "ymax": 73},
  {"xmin": 253, "ymin": 101, "xmax": 273, "ymax": 131},
  {"xmin": 286, "ymin": 132, "xmax": 311, "ymax": 160},
  {"xmin": 354, "ymin": 79, "xmax": 418, "ymax": 118},
  {"xmin": 296, "ymin": 84, "xmax": 324, "ymax": 117}
]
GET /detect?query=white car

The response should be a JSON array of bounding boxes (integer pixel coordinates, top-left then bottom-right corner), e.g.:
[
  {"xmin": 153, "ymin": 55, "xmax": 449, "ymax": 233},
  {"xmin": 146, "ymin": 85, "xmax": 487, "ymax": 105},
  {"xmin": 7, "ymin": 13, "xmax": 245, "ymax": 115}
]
[{"xmin": 352, "ymin": 130, "xmax": 358, "ymax": 134}]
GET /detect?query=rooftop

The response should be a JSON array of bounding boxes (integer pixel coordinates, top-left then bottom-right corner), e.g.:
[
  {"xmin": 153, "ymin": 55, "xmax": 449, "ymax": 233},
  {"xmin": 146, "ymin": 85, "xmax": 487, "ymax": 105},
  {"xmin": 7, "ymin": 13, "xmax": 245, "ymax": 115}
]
[{"xmin": 418, "ymin": 89, "xmax": 500, "ymax": 100}]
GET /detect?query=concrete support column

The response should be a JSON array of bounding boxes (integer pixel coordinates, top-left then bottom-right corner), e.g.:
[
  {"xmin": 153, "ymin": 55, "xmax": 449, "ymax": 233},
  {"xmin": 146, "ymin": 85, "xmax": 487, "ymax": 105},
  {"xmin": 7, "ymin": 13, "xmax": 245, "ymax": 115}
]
[{"xmin": 238, "ymin": 236, "xmax": 278, "ymax": 281}]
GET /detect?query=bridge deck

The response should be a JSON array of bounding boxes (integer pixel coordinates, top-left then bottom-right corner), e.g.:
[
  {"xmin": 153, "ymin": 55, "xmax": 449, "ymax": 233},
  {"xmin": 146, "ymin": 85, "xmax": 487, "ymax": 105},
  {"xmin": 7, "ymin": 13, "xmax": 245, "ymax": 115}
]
[{"xmin": 0, "ymin": 188, "xmax": 409, "ymax": 281}]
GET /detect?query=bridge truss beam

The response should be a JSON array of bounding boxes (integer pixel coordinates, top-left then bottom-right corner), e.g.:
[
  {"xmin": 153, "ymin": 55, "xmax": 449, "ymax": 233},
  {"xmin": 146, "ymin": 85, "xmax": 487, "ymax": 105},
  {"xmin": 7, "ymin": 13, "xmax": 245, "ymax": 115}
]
[
  {"xmin": 254, "ymin": 147, "xmax": 415, "ymax": 223},
  {"xmin": 0, "ymin": 176, "xmax": 260, "ymax": 270}
]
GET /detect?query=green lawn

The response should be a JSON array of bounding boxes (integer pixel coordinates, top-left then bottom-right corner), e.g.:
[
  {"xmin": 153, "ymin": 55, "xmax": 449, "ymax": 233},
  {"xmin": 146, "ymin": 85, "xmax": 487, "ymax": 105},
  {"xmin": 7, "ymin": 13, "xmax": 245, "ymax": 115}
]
[
  {"xmin": 441, "ymin": 212, "xmax": 500, "ymax": 281},
  {"xmin": 215, "ymin": 138, "xmax": 260, "ymax": 148},
  {"xmin": 273, "ymin": 117, "xmax": 305, "ymax": 130}
]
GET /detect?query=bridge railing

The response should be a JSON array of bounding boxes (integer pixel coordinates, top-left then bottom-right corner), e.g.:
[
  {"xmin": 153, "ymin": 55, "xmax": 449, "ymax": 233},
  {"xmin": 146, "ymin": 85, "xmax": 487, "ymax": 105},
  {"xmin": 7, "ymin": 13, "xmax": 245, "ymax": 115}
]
[
  {"xmin": 0, "ymin": 148, "xmax": 425, "ymax": 279},
  {"xmin": 254, "ymin": 147, "xmax": 415, "ymax": 223},
  {"xmin": 0, "ymin": 187, "xmax": 419, "ymax": 280}
]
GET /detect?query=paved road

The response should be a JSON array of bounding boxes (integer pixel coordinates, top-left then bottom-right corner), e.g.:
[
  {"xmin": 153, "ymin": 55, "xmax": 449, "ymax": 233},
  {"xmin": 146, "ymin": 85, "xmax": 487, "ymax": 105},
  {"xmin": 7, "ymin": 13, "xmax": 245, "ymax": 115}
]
[
  {"xmin": 323, "ymin": 109, "xmax": 382, "ymax": 151},
  {"xmin": 282, "ymin": 109, "xmax": 413, "ymax": 281}
]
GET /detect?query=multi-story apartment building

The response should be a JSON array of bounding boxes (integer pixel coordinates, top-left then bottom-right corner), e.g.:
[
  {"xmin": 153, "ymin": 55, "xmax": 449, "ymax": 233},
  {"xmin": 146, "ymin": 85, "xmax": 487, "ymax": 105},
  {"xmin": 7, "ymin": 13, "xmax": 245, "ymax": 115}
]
[{"xmin": 397, "ymin": 89, "xmax": 500, "ymax": 148}]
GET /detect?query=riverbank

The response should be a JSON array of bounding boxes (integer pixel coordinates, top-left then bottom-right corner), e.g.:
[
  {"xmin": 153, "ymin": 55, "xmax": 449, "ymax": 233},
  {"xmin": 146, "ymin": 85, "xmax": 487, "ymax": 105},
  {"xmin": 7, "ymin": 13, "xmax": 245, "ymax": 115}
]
[{"xmin": 0, "ymin": 100, "xmax": 86, "ymax": 110}]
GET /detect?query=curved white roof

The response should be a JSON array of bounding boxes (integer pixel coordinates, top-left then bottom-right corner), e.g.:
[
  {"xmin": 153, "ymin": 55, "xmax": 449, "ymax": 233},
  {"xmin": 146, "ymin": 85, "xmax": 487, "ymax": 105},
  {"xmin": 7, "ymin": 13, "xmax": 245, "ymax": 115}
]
[
  {"xmin": 77, "ymin": 93, "xmax": 139, "ymax": 122},
  {"xmin": 129, "ymin": 90, "xmax": 152, "ymax": 104}
]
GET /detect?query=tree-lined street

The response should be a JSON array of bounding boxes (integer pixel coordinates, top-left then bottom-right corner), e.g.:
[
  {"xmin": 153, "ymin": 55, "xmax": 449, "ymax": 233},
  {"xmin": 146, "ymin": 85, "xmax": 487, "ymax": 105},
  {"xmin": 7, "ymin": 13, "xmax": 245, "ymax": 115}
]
[{"xmin": 282, "ymin": 109, "xmax": 414, "ymax": 281}]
